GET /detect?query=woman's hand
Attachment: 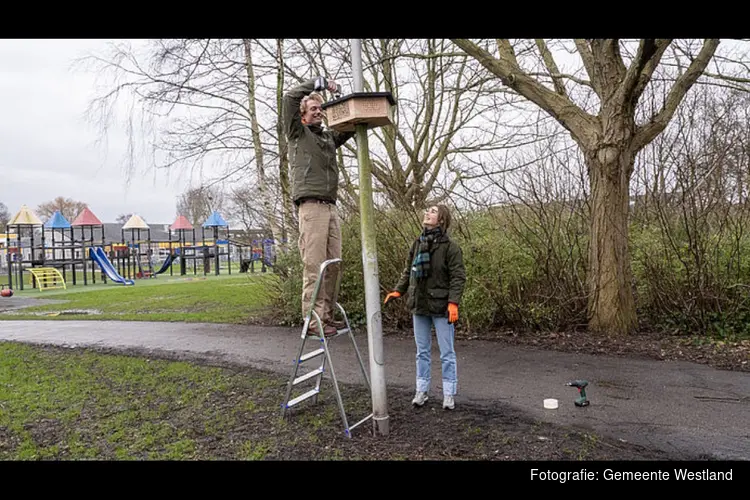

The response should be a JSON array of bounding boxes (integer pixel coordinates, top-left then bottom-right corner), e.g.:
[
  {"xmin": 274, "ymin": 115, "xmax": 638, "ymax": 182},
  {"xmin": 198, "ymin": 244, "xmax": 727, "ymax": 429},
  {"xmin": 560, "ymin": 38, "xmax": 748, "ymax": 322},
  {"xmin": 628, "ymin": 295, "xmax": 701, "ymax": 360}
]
[
  {"xmin": 447, "ymin": 302, "xmax": 459, "ymax": 323},
  {"xmin": 384, "ymin": 291, "xmax": 401, "ymax": 305}
]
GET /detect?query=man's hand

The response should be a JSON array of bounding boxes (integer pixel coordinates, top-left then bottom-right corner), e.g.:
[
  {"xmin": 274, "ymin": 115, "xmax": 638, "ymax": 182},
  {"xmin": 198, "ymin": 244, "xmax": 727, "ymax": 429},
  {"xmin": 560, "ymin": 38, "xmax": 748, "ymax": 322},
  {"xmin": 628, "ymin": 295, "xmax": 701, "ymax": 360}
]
[
  {"xmin": 326, "ymin": 79, "xmax": 339, "ymax": 93},
  {"xmin": 384, "ymin": 291, "xmax": 401, "ymax": 305},
  {"xmin": 447, "ymin": 302, "xmax": 459, "ymax": 323},
  {"xmin": 314, "ymin": 77, "xmax": 340, "ymax": 94}
]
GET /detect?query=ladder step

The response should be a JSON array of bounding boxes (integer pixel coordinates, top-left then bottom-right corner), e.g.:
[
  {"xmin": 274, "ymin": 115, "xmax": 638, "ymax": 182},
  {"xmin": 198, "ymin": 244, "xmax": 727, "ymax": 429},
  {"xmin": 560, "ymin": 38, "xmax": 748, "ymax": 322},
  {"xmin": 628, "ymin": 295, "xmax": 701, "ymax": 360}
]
[
  {"xmin": 286, "ymin": 388, "xmax": 319, "ymax": 408},
  {"xmin": 299, "ymin": 348, "xmax": 325, "ymax": 363},
  {"xmin": 348, "ymin": 413, "xmax": 374, "ymax": 433},
  {"xmin": 293, "ymin": 368, "xmax": 323, "ymax": 386}
]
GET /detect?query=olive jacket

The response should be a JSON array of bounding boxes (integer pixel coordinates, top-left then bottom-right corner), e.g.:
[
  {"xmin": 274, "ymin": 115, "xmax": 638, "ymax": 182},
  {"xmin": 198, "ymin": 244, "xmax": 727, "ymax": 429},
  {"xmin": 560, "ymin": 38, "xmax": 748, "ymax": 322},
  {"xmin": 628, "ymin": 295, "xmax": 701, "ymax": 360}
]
[
  {"xmin": 394, "ymin": 231, "xmax": 466, "ymax": 317},
  {"xmin": 282, "ymin": 78, "xmax": 355, "ymax": 205}
]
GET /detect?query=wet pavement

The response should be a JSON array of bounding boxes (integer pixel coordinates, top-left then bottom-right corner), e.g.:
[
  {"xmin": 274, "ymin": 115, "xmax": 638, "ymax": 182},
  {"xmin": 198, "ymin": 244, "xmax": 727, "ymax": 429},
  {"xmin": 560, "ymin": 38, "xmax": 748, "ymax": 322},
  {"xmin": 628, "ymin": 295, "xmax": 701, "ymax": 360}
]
[{"xmin": 0, "ymin": 318, "xmax": 748, "ymax": 460}]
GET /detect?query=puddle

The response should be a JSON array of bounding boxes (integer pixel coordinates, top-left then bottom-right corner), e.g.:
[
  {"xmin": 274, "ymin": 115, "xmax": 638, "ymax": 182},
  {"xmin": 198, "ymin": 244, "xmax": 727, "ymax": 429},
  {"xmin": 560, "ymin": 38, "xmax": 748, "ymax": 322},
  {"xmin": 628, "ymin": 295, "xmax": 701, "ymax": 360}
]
[{"xmin": 0, "ymin": 309, "xmax": 103, "ymax": 316}]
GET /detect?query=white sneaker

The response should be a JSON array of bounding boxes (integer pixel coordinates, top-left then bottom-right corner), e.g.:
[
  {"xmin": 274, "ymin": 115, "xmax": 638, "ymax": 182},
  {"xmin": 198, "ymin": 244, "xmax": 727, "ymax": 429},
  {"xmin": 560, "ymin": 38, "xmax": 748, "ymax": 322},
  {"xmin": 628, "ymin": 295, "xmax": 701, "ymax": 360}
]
[
  {"xmin": 412, "ymin": 391, "xmax": 428, "ymax": 407},
  {"xmin": 443, "ymin": 395, "xmax": 455, "ymax": 410}
]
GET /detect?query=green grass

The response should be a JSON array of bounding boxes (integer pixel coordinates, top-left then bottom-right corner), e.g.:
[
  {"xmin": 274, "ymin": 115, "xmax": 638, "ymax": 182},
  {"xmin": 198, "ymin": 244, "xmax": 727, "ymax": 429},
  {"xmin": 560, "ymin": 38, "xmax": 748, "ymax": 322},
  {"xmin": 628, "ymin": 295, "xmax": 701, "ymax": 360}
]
[
  {"xmin": 0, "ymin": 342, "xmax": 670, "ymax": 461},
  {"xmin": 0, "ymin": 273, "xmax": 278, "ymax": 324},
  {"xmin": 0, "ymin": 342, "xmax": 276, "ymax": 460}
]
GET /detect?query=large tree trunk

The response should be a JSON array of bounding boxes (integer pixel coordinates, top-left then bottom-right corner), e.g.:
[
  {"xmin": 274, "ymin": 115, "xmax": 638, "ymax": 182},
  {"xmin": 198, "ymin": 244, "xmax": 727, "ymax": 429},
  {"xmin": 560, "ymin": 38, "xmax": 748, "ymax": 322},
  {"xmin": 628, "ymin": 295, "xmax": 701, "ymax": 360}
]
[{"xmin": 585, "ymin": 140, "xmax": 638, "ymax": 335}]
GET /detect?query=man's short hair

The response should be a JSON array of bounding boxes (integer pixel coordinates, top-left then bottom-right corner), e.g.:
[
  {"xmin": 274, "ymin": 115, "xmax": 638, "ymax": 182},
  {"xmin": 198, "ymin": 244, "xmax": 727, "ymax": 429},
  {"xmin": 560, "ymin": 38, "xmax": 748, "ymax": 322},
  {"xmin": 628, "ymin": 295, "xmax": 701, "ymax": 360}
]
[{"xmin": 300, "ymin": 92, "xmax": 324, "ymax": 115}]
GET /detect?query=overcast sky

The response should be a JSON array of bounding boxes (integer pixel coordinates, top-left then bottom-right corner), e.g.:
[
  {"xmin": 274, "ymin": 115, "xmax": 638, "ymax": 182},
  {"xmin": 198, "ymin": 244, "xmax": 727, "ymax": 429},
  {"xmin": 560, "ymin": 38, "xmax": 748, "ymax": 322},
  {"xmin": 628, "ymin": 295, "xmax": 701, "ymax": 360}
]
[{"xmin": 0, "ymin": 39, "xmax": 193, "ymax": 225}]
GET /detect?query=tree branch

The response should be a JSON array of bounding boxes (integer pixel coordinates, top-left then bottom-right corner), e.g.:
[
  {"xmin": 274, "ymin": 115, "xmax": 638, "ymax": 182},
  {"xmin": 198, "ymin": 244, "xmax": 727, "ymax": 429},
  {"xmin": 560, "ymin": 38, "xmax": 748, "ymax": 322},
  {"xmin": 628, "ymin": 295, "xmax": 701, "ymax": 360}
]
[
  {"xmin": 632, "ymin": 39, "xmax": 673, "ymax": 98},
  {"xmin": 535, "ymin": 39, "xmax": 568, "ymax": 97},
  {"xmin": 574, "ymin": 39, "xmax": 601, "ymax": 96},
  {"xmin": 634, "ymin": 39, "xmax": 721, "ymax": 151},
  {"xmin": 615, "ymin": 39, "xmax": 672, "ymax": 109},
  {"xmin": 450, "ymin": 39, "xmax": 598, "ymax": 147}
]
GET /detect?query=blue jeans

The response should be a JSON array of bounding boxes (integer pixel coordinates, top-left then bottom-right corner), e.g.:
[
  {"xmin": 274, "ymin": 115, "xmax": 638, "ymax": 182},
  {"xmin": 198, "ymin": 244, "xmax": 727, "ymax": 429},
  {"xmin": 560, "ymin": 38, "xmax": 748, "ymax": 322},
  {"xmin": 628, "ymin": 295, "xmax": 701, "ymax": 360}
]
[{"xmin": 413, "ymin": 314, "xmax": 457, "ymax": 397}]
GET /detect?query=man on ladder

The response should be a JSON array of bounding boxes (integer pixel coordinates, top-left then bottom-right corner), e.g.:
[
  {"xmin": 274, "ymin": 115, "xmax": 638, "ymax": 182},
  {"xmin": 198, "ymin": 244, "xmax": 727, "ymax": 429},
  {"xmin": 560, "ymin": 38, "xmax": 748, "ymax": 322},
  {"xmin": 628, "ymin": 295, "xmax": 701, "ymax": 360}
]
[
  {"xmin": 280, "ymin": 75, "xmax": 373, "ymax": 437},
  {"xmin": 282, "ymin": 75, "xmax": 355, "ymax": 337}
]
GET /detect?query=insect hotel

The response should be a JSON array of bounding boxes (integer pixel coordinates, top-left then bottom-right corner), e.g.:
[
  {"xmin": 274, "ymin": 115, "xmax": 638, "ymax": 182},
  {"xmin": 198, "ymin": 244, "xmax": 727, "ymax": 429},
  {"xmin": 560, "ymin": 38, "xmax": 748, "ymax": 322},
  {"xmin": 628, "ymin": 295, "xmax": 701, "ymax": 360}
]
[{"xmin": 321, "ymin": 91, "xmax": 396, "ymax": 132}]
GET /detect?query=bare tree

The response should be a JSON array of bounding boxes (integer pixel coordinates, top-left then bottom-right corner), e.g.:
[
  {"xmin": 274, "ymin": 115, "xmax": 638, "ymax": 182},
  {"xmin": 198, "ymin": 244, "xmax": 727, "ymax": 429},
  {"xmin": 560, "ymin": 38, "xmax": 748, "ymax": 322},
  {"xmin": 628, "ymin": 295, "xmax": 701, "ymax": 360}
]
[
  {"xmin": 448, "ymin": 38, "xmax": 750, "ymax": 336},
  {"xmin": 76, "ymin": 39, "xmax": 288, "ymax": 250},
  {"xmin": 242, "ymin": 39, "xmax": 285, "ymax": 252},
  {"xmin": 176, "ymin": 185, "xmax": 225, "ymax": 227},
  {"xmin": 115, "ymin": 213, "xmax": 133, "ymax": 225},
  {"xmin": 281, "ymin": 39, "xmax": 529, "ymax": 212},
  {"xmin": 0, "ymin": 202, "xmax": 10, "ymax": 229},
  {"xmin": 224, "ymin": 183, "xmax": 268, "ymax": 233},
  {"xmin": 37, "ymin": 196, "xmax": 88, "ymax": 223}
]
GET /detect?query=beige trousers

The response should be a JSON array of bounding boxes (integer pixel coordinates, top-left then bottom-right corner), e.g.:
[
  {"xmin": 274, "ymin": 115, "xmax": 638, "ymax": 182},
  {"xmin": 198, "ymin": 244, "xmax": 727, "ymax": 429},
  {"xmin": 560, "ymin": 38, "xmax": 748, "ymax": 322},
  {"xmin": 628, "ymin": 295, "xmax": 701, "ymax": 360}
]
[{"xmin": 298, "ymin": 201, "xmax": 342, "ymax": 323}]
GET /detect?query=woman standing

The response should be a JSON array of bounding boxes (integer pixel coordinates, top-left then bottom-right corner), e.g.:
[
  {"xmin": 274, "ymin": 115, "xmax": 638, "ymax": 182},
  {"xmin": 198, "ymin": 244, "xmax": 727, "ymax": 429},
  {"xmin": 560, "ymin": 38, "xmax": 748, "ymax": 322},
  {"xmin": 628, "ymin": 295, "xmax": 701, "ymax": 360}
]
[{"xmin": 384, "ymin": 204, "xmax": 466, "ymax": 410}]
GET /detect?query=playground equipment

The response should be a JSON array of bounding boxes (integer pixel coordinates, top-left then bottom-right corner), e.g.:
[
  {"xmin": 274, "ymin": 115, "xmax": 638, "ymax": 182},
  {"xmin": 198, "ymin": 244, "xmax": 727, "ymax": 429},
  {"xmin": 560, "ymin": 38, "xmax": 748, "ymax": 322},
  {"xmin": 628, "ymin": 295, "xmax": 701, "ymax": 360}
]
[
  {"xmin": 43, "ymin": 211, "xmax": 88, "ymax": 286},
  {"xmin": 4, "ymin": 205, "xmax": 115, "ymax": 291},
  {"xmin": 148, "ymin": 213, "xmax": 240, "ymax": 278},
  {"xmin": 89, "ymin": 247, "xmax": 134, "ymax": 285},
  {"xmin": 121, "ymin": 214, "xmax": 153, "ymax": 279},
  {"xmin": 27, "ymin": 267, "xmax": 67, "ymax": 291},
  {"xmin": 5, "ymin": 205, "xmax": 45, "ymax": 291},
  {"xmin": 71, "ymin": 207, "xmax": 107, "ymax": 285},
  {"xmin": 2, "ymin": 203, "xmax": 273, "ymax": 289},
  {"xmin": 238, "ymin": 237, "xmax": 276, "ymax": 273},
  {"xmin": 201, "ymin": 211, "xmax": 231, "ymax": 276},
  {"xmin": 158, "ymin": 215, "xmax": 196, "ymax": 277}
]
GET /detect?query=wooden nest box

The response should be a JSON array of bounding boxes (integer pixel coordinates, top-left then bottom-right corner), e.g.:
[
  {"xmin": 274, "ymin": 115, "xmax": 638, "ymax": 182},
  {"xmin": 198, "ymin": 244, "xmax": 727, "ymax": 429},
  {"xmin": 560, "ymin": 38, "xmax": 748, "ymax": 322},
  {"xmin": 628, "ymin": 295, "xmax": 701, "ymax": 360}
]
[{"xmin": 321, "ymin": 92, "xmax": 396, "ymax": 132}]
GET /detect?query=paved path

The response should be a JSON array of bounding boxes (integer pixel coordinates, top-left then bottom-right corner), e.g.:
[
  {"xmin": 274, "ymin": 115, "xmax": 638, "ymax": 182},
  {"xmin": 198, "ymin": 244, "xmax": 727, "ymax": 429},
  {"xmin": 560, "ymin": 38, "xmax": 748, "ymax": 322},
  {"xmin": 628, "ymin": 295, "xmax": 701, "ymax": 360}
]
[{"xmin": 0, "ymin": 319, "xmax": 747, "ymax": 460}]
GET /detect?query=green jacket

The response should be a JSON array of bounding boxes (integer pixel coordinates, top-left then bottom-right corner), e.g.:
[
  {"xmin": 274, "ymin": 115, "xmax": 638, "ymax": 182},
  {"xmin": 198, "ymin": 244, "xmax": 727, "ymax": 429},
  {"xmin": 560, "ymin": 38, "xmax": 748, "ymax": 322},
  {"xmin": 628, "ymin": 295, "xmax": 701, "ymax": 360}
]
[
  {"xmin": 394, "ymin": 231, "xmax": 467, "ymax": 317},
  {"xmin": 282, "ymin": 78, "xmax": 355, "ymax": 204}
]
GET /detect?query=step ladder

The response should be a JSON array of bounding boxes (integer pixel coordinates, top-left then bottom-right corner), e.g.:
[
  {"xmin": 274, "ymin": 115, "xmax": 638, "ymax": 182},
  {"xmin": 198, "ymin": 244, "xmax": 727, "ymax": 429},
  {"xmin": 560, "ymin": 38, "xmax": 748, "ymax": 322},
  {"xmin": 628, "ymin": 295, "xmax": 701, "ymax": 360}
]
[{"xmin": 281, "ymin": 258, "xmax": 373, "ymax": 438}]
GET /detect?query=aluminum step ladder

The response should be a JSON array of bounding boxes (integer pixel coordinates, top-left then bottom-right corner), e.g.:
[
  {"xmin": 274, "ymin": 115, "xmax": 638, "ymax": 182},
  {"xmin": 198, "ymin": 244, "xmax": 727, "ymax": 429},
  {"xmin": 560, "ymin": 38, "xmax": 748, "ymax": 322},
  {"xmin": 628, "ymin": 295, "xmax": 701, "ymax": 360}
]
[{"xmin": 281, "ymin": 258, "xmax": 372, "ymax": 438}]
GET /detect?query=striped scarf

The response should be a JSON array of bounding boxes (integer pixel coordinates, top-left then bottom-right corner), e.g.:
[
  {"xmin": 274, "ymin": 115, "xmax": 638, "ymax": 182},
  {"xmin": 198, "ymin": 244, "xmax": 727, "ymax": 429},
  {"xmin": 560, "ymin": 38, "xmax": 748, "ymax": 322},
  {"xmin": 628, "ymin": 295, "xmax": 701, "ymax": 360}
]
[{"xmin": 411, "ymin": 227, "xmax": 442, "ymax": 279}]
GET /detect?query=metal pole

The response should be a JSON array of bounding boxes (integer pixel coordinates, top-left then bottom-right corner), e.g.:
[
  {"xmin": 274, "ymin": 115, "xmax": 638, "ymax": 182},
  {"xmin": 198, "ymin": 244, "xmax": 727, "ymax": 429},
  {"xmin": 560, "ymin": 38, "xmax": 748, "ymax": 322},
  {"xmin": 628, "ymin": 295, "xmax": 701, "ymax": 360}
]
[{"xmin": 351, "ymin": 38, "xmax": 389, "ymax": 436}]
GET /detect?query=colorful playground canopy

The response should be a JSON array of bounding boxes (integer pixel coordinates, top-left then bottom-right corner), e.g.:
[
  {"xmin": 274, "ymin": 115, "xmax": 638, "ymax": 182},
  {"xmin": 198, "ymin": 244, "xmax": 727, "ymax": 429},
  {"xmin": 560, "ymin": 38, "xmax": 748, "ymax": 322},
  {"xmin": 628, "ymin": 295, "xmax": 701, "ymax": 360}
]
[
  {"xmin": 203, "ymin": 210, "xmax": 228, "ymax": 228},
  {"xmin": 170, "ymin": 215, "xmax": 194, "ymax": 231},
  {"xmin": 8, "ymin": 205, "xmax": 43, "ymax": 226},
  {"xmin": 122, "ymin": 214, "xmax": 150, "ymax": 230},
  {"xmin": 72, "ymin": 207, "xmax": 103, "ymax": 227},
  {"xmin": 44, "ymin": 211, "xmax": 72, "ymax": 230}
]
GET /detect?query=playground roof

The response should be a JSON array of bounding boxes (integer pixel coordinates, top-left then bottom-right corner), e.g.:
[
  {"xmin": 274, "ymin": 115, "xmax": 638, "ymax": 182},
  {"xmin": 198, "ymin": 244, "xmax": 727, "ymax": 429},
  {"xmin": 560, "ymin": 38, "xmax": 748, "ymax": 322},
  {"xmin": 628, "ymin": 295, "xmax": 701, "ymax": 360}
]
[
  {"xmin": 122, "ymin": 214, "xmax": 150, "ymax": 230},
  {"xmin": 203, "ymin": 210, "xmax": 228, "ymax": 228},
  {"xmin": 71, "ymin": 207, "xmax": 103, "ymax": 226},
  {"xmin": 8, "ymin": 205, "xmax": 43, "ymax": 226},
  {"xmin": 170, "ymin": 215, "xmax": 194, "ymax": 231},
  {"xmin": 44, "ymin": 211, "xmax": 71, "ymax": 229}
]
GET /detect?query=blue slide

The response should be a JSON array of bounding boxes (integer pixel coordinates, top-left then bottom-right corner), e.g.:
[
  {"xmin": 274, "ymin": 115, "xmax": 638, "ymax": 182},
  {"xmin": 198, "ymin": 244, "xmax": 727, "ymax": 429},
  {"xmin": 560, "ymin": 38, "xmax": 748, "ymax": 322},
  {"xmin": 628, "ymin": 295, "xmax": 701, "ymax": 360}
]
[
  {"xmin": 89, "ymin": 247, "xmax": 135, "ymax": 285},
  {"xmin": 153, "ymin": 253, "xmax": 176, "ymax": 275}
]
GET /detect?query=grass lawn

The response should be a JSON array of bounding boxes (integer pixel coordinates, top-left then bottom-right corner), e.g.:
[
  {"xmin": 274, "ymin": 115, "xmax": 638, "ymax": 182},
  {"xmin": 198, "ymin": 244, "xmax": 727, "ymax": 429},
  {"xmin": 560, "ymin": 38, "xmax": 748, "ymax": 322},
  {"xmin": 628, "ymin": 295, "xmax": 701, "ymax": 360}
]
[
  {"xmin": 0, "ymin": 273, "xmax": 278, "ymax": 324},
  {"xmin": 0, "ymin": 341, "xmax": 679, "ymax": 461}
]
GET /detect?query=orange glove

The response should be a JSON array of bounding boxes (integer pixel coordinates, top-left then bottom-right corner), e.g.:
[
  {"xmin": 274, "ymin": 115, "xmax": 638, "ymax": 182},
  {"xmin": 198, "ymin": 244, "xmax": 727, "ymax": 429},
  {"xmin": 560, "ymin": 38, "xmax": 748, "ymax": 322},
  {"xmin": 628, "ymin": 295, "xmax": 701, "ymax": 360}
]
[
  {"xmin": 384, "ymin": 291, "xmax": 401, "ymax": 305},
  {"xmin": 447, "ymin": 302, "xmax": 459, "ymax": 323}
]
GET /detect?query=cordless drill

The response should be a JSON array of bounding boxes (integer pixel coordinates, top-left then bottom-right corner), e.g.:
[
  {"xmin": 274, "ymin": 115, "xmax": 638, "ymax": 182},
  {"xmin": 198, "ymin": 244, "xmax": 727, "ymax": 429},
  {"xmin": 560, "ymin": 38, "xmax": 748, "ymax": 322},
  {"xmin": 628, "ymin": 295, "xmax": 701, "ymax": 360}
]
[
  {"xmin": 566, "ymin": 380, "xmax": 590, "ymax": 407},
  {"xmin": 314, "ymin": 76, "xmax": 342, "ymax": 99}
]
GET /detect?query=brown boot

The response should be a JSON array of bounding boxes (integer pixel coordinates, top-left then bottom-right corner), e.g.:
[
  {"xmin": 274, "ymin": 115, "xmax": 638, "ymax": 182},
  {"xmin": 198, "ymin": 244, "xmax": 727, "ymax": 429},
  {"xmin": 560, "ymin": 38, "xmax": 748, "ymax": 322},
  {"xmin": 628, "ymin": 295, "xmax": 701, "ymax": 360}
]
[
  {"xmin": 308, "ymin": 322, "xmax": 337, "ymax": 337},
  {"xmin": 328, "ymin": 319, "xmax": 347, "ymax": 329}
]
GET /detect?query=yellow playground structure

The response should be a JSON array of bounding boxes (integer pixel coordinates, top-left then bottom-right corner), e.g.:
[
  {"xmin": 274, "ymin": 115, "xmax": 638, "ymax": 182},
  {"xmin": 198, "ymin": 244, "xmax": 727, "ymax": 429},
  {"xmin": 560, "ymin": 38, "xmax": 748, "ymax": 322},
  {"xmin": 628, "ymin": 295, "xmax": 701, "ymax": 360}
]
[{"xmin": 27, "ymin": 267, "xmax": 67, "ymax": 292}]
